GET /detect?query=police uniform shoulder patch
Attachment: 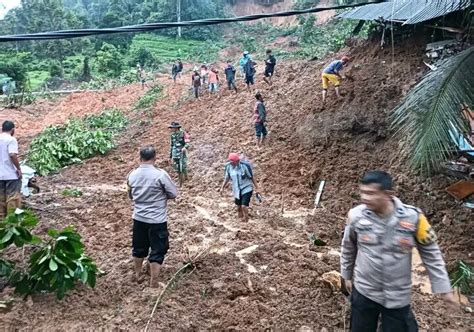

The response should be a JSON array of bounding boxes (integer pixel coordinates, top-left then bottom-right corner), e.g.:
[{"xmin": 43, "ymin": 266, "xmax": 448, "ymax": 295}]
[{"xmin": 415, "ymin": 214, "xmax": 437, "ymax": 245}]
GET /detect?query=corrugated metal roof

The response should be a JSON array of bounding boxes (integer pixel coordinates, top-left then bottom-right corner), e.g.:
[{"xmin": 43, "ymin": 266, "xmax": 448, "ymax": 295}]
[
  {"xmin": 404, "ymin": 0, "xmax": 470, "ymax": 24},
  {"xmin": 338, "ymin": 0, "xmax": 471, "ymax": 25}
]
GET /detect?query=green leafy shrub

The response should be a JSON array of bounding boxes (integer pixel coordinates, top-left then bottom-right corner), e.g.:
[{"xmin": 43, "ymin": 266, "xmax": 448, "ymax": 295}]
[
  {"xmin": 85, "ymin": 108, "xmax": 128, "ymax": 130},
  {"xmin": 134, "ymin": 85, "xmax": 163, "ymax": 110},
  {"xmin": 129, "ymin": 46, "xmax": 156, "ymax": 67},
  {"xmin": 0, "ymin": 209, "xmax": 40, "ymax": 278},
  {"xmin": 12, "ymin": 227, "xmax": 98, "ymax": 299},
  {"xmin": 0, "ymin": 209, "xmax": 40, "ymax": 250},
  {"xmin": 61, "ymin": 188, "xmax": 83, "ymax": 197},
  {"xmin": 96, "ymin": 43, "xmax": 123, "ymax": 78},
  {"xmin": 0, "ymin": 60, "xmax": 28, "ymax": 90},
  {"xmin": 451, "ymin": 260, "xmax": 473, "ymax": 296},
  {"xmin": 27, "ymin": 109, "xmax": 127, "ymax": 175},
  {"xmin": 49, "ymin": 60, "xmax": 64, "ymax": 78},
  {"xmin": 238, "ymin": 34, "xmax": 258, "ymax": 54},
  {"xmin": 1, "ymin": 210, "xmax": 98, "ymax": 299}
]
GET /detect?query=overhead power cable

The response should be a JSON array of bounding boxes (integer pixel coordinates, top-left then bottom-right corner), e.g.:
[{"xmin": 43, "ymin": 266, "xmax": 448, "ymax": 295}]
[{"xmin": 0, "ymin": 1, "xmax": 382, "ymax": 42}]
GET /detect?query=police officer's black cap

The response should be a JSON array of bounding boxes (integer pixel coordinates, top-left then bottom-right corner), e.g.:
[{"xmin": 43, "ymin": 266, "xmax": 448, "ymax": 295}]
[{"xmin": 168, "ymin": 121, "xmax": 182, "ymax": 128}]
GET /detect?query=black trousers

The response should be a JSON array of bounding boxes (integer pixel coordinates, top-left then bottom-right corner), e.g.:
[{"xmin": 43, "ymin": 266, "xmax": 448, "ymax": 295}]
[
  {"xmin": 132, "ymin": 220, "xmax": 169, "ymax": 264},
  {"xmin": 351, "ymin": 288, "xmax": 418, "ymax": 332}
]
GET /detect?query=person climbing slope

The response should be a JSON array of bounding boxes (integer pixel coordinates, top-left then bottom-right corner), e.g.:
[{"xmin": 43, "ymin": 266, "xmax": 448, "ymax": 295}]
[
  {"xmin": 263, "ymin": 49, "xmax": 276, "ymax": 86},
  {"xmin": 137, "ymin": 64, "xmax": 147, "ymax": 89},
  {"xmin": 169, "ymin": 122, "xmax": 190, "ymax": 185},
  {"xmin": 200, "ymin": 64, "xmax": 209, "ymax": 89},
  {"xmin": 191, "ymin": 67, "xmax": 201, "ymax": 99},
  {"xmin": 244, "ymin": 59, "xmax": 257, "ymax": 91},
  {"xmin": 321, "ymin": 55, "xmax": 350, "ymax": 107},
  {"xmin": 254, "ymin": 92, "xmax": 267, "ymax": 149},
  {"xmin": 171, "ymin": 59, "xmax": 180, "ymax": 83},
  {"xmin": 239, "ymin": 51, "xmax": 251, "ymax": 79},
  {"xmin": 341, "ymin": 170, "xmax": 457, "ymax": 332},
  {"xmin": 219, "ymin": 153, "xmax": 260, "ymax": 223},
  {"xmin": 224, "ymin": 60, "xmax": 238, "ymax": 93},
  {"xmin": 177, "ymin": 58, "xmax": 183, "ymax": 79}
]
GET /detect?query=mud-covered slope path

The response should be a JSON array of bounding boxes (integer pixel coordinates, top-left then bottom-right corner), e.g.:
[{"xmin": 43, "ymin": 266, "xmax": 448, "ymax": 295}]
[{"xmin": 1, "ymin": 40, "xmax": 471, "ymax": 330}]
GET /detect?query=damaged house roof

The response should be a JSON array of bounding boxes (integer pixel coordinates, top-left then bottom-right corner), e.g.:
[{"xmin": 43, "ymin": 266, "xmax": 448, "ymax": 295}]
[{"xmin": 338, "ymin": 0, "xmax": 471, "ymax": 25}]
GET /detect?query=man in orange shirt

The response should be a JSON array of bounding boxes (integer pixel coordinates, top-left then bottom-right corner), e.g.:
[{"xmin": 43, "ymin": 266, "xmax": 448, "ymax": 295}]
[{"xmin": 208, "ymin": 66, "xmax": 219, "ymax": 95}]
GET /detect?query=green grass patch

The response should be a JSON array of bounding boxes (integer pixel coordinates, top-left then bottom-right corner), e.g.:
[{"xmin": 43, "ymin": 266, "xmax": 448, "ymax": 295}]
[
  {"xmin": 130, "ymin": 34, "xmax": 223, "ymax": 63},
  {"xmin": 27, "ymin": 109, "xmax": 128, "ymax": 176},
  {"xmin": 28, "ymin": 70, "xmax": 50, "ymax": 91}
]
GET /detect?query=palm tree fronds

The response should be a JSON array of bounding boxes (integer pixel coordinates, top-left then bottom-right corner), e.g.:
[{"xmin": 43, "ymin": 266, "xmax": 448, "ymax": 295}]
[{"xmin": 391, "ymin": 47, "xmax": 474, "ymax": 175}]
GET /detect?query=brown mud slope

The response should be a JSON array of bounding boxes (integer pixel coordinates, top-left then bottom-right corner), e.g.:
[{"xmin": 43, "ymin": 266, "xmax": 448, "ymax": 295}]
[
  {"xmin": 1, "ymin": 39, "xmax": 472, "ymax": 330},
  {"xmin": 0, "ymin": 84, "xmax": 145, "ymax": 141},
  {"xmin": 230, "ymin": 0, "xmax": 335, "ymax": 26}
]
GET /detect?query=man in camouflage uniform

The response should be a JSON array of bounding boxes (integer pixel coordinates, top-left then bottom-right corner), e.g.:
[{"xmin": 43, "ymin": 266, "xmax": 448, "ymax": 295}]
[
  {"xmin": 168, "ymin": 122, "xmax": 190, "ymax": 185},
  {"xmin": 341, "ymin": 170, "xmax": 456, "ymax": 332}
]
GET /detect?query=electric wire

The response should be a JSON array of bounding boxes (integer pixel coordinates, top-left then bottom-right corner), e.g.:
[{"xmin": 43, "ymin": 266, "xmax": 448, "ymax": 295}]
[{"xmin": 0, "ymin": 1, "xmax": 383, "ymax": 42}]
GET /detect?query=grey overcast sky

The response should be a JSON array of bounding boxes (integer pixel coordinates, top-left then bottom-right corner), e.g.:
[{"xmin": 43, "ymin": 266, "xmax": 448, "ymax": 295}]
[{"xmin": 0, "ymin": 0, "xmax": 21, "ymax": 19}]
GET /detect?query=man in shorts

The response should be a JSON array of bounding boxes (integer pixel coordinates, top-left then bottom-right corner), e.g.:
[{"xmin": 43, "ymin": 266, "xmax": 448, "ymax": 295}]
[
  {"xmin": 321, "ymin": 55, "xmax": 350, "ymax": 107},
  {"xmin": 0, "ymin": 120, "xmax": 22, "ymax": 219},
  {"xmin": 127, "ymin": 145, "xmax": 178, "ymax": 287},
  {"xmin": 219, "ymin": 153, "xmax": 259, "ymax": 223},
  {"xmin": 263, "ymin": 49, "xmax": 276, "ymax": 85}
]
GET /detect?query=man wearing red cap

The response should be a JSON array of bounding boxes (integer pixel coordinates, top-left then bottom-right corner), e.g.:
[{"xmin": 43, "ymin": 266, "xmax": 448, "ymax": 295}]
[
  {"xmin": 321, "ymin": 55, "xmax": 350, "ymax": 107},
  {"xmin": 219, "ymin": 153, "xmax": 259, "ymax": 222}
]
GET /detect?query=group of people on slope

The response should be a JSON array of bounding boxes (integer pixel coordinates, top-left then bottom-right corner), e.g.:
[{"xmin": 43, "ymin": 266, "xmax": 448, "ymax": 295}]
[
  {"xmin": 127, "ymin": 146, "xmax": 459, "ymax": 332},
  {"xmin": 186, "ymin": 49, "xmax": 276, "ymax": 99}
]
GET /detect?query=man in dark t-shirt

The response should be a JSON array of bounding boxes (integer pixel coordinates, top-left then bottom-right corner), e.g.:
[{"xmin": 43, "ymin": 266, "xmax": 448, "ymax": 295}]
[{"xmin": 263, "ymin": 49, "xmax": 276, "ymax": 85}]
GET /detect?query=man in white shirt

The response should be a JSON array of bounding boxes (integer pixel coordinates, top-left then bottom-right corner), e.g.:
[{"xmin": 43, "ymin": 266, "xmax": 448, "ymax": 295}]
[{"xmin": 0, "ymin": 121, "xmax": 22, "ymax": 219}]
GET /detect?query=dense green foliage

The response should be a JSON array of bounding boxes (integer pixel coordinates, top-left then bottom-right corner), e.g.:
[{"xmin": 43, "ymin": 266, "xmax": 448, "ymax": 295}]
[
  {"xmin": 0, "ymin": 209, "xmax": 39, "ymax": 251},
  {"xmin": 13, "ymin": 227, "xmax": 98, "ymax": 299},
  {"xmin": 27, "ymin": 109, "xmax": 128, "ymax": 175},
  {"xmin": 1, "ymin": 209, "xmax": 99, "ymax": 300},
  {"xmin": 294, "ymin": 15, "xmax": 371, "ymax": 59},
  {"xmin": 0, "ymin": 0, "xmax": 226, "ymax": 91}
]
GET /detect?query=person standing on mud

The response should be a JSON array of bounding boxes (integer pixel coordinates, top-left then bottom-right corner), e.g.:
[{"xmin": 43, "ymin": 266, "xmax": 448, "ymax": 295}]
[
  {"xmin": 263, "ymin": 49, "xmax": 276, "ymax": 86},
  {"xmin": 169, "ymin": 122, "xmax": 190, "ymax": 185},
  {"xmin": 191, "ymin": 67, "xmax": 202, "ymax": 99},
  {"xmin": 254, "ymin": 92, "xmax": 267, "ymax": 149},
  {"xmin": 127, "ymin": 145, "xmax": 177, "ymax": 288},
  {"xmin": 0, "ymin": 121, "xmax": 22, "ymax": 219},
  {"xmin": 171, "ymin": 60, "xmax": 180, "ymax": 83},
  {"xmin": 224, "ymin": 60, "xmax": 238, "ymax": 93},
  {"xmin": 244, "ymin": 59, "xmax": 257, "ymax": 91},
  {"xmin": 208, "ymin": 66, "xmax": 219, "ymax": 95},
  {"xmin": 321, "ymin": 55, "xmax": 350, "ymax": 107},
  {"xmin": 219, "ymin": 153, "xmax": 259, "ymax": 223},
  {"xmin": 341, "ymin": 170, "xmax": 456, "ymax": 332},
  {"xmin": 239, "ymin": 51, "xmax": 251, "ymax": 79},
  {"xmin": 137, "ymin": 64, "xmax": 146, "ymax": 89}
]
